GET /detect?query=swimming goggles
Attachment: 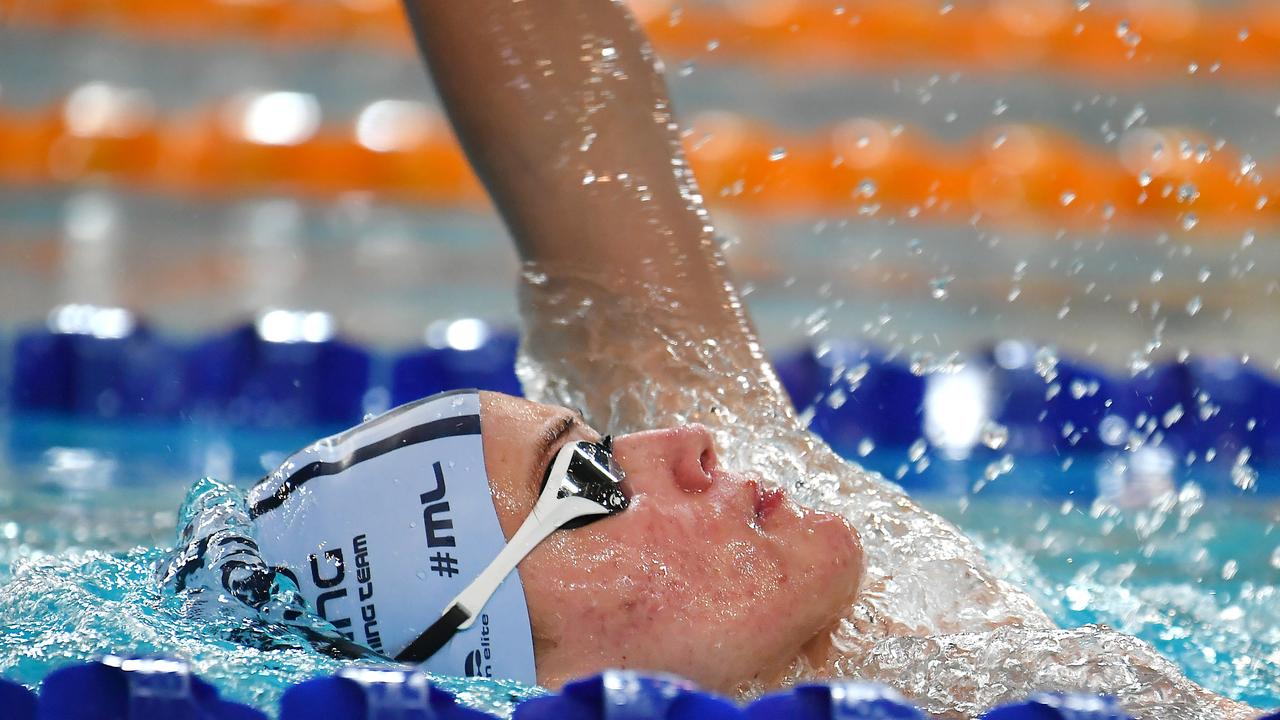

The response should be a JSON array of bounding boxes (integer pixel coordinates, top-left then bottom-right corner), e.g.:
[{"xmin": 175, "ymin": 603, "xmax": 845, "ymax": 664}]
[{"xmin": 395, "ymin": 436, "xmax": 628, "ymax": 663}]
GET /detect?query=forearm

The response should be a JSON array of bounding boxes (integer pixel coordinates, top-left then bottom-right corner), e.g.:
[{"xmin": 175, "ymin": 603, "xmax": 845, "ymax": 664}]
[
  {"xmin": 404, "ymin": 0, "xmax": 710, "ymax": 271},
  {"xmin": 403, "ymin": 0, "xmax": 796, "ymax": 433}
]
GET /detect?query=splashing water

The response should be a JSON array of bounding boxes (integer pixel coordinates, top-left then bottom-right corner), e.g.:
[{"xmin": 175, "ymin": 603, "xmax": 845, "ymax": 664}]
[
  {"xmin": 0, "ymin": 402, "xmax": 1274, "ymax": 718},
  {"xmin": 513, "ymin": 266, "xmax": 1268, "ymax": 719},
  {"xmin": 0, "ymin": 476, "xmax": 543, "ymax": 716}
]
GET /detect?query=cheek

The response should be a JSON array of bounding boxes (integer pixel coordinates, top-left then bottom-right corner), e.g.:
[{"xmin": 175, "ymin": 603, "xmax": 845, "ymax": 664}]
[
  {"xmin": 777, "ymin": 510, "xmax": 864, "ymax": 602},
  {"xmin": 518, "ymin": 496, "xmax": 855, "ymax": 689},
  {"xmin": 522, "ymin": 500, "xmax": 766, "ymax": 629}
]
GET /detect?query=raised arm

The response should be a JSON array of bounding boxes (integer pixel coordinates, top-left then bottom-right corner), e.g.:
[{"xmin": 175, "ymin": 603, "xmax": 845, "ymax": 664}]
[{"xmin": 402, "ymin": 0, "xmax": 799, "ymax": 436}]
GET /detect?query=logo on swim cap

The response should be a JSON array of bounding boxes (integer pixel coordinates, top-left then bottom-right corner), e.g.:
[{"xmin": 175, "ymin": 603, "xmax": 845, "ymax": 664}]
[
  {"xmin": 462, "ymin": 614, "xmax": 493, "ymax": 678},
  {"xmin": 248, "ymin": 390, "xmax": 536, "ymax": 683}
]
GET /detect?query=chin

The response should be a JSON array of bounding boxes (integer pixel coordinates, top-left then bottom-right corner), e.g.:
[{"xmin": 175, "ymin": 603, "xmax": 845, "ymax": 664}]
[{"xmin": 803, "ymin": 508, "xmax": 865, "ymax": 593}]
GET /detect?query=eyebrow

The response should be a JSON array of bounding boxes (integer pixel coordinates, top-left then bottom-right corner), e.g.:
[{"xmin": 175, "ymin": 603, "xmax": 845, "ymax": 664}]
[{"xmin": 533, "ymin": 409, "xmax": 587, "ymax": 480}]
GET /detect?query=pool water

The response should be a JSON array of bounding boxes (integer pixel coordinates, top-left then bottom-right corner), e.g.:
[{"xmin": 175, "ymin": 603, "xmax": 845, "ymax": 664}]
[{"xmin": 0, "ymin": 415, "xmax": 1276, "ymax": 714}]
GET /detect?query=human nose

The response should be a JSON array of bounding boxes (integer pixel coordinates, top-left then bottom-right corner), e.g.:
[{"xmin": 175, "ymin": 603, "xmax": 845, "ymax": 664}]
[{"xmin": 612, "ymin": 424, "xmax": 719, "ymax": 494}]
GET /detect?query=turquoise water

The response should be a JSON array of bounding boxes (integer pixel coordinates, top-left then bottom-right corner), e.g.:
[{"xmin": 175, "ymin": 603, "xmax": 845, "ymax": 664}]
[{"xmin": 0, "ymin": 416, "xmax": 1276, "ymax": 714}]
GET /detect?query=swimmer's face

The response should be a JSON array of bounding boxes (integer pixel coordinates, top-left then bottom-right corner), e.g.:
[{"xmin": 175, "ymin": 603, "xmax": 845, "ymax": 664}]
[{"xmin": 478, "ymin": 392, "xmax": 864, "ymax": 693}]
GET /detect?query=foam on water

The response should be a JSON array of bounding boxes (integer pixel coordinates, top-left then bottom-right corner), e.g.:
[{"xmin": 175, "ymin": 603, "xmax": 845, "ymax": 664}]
[{"xmin": 0, "ymin": 477, "xmax": 543, "ymax": 716}]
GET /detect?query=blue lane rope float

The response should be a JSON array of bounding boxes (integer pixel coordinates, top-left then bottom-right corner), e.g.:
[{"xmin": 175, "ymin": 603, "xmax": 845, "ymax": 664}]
[
  {"xmin": 279, "ymin": 666, "xmax": 493, "ymax": 720},
  {"xmin": 745, "ymin": 682, "xmax": 924, "ymax": 719},
  {"xmin": 0, "ymin": 677, "xmax": 36, "ymax": 720},
  {"xmin": 37, "ymin": 656, "xmax": 265, "ymax": 720},
  {"xmin": 5, "ymin": 307, "xmax": 1280, "ymax": 495},
  {"xmin": 511, "ymin": 670, "xmax": 741, "ymax": 720},
  {"xmin": 21, "ymin": 660, "xmax": 1261, "ymax": 719},
  {"xmin": 186, "ymin": 322, "xmax": 371, "ymax": 427},
  {"xmin": 389, "ymin": 330, "xmax": 522, "ymax": 408},
  {"xmin": 980, "ymin": 692, "xmax": 1131, "ymax": 719}
]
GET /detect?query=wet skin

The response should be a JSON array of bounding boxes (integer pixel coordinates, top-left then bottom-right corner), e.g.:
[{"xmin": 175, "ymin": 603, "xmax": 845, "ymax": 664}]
[{"xmin": 478, "ymin": 391, "xmax": 865, "ymax": 693}]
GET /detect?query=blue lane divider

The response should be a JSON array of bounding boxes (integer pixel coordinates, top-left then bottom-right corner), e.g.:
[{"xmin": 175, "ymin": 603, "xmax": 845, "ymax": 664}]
[
  {"xmin": 38, "ymin": 657, "xmax": 264, "ymax": 720},
  {"xmin": 980, "ymin": 692, "xmax": 1131, "ymax": 719},
  {"xmin": 746, "ymin": 682, "xmax": 923, "ymax": 719},
  {"xmin": 11, "ymin": 329, "xmax": 76, "ymax": 413},
  {"xmin": 186, "ymin": 322, "xmax": 371, "ymax": 427},
  {"xmin": 512, "ymin": 670, "xmax": 741, "ymax": 720},
  {"xmin": 5, "ymin": 309, "xmax": 1280, "ymax": 485},
  {"xmin": 1186, "ymin": 357, "xmax": 1280, "ymax": 465},
  {"xmin": 0, "ymin": 676, "xmax": 36, "ymax": 720},
  {"xmin": 807, "ymin": 344, "xmax": 926, "ymax": 454},
  {"xmin": 15, "ymin": 663, "xmax": 1267, "ymax": 719},
  {"xmin": 390, "ymin": 330, "xmax": 521, "ymax": 407},
  {"xmin": 11, "ymin": 306, "xmax": 189, "ymax": 420},
  {"xmin": 280, "ymin": 667, "xmax": 492, "ymax": 720}
]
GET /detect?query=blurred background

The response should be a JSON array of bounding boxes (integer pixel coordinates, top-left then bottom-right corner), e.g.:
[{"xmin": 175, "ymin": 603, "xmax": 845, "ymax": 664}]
[
  {"xmin": 1, "ymin": 3, "xmax": 1278, "ymax": 706},
  {"xmin": 0, "ymin": 0, "xmax": 1278, "ymax": 483},
  {"xmin": 1, "ymin": 0, "xmax": 1276, "ymax": 354}
]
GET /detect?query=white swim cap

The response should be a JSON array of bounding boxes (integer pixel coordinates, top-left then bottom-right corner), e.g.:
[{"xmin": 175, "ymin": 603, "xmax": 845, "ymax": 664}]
[{"xmin": 248, "ymin": 390, "xmax": 537, "ymax": 682}]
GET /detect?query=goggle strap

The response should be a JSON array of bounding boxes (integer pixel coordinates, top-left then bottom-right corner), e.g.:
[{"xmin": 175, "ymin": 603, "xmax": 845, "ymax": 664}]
[
  {"xmin": 394, "ymin": 604, "xmax": 470, "ymax": 663},
  {"xmin": 450, "ymin": 495, "xmax": 608, "ymax": 632},
  {"xmin": 395, "ymin": 445, "xmax": 612, "ymax": 664}
]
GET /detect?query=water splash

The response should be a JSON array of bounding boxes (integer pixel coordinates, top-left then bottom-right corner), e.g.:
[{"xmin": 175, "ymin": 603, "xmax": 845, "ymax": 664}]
[
  {"xmin": 511, "ymin": 266, "xmax": 1264, "ymax": 718},
  {"xmin": 0, "ymin": 479, "xmax": 543, "ymax": 717}
]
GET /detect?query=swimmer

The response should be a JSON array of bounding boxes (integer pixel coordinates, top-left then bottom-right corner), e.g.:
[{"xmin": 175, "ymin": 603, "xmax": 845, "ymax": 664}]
[{"xmin": 170, "ymin": 1, "xmax": 1262, "ymax": 717}]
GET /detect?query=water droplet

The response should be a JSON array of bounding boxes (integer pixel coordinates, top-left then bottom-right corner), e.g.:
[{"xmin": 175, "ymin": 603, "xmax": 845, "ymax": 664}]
[
  {"xmin": 1181, "ymin": 213, "xmax": 1199, "ymax": 231},
  {"xmin": 842, "ymin": 362, "xmax": 871, "ymax": 388},
  {"xmin": 826, "ymin": 387, "xmax": 848, "ymax": 410},
  {"xmin": 1069, "ymin": 378, "xmax": 1097, "ymax": 399},
  {"xmin": 1240, "ymin": 155, "xmax": 1256, "ymax": 176},
  {"xmin": 1177, "ymin": 182, "xmax": 1199, "ymax": 203},
  {"xmin": 992, "ymin": 98, "xmax": 1008, "ymax": 116},
  {"xmin": 855, "ymin": 179, "xmax": 878, "ymax": 197},
  {"xmin": 1231, "ymin": 463, "xmax": 1257, "ymax": 490},
  {"xmin": 1059, "ymin": 191, "xmax": 1077, "ymax": 206},
  {"xmin": 908, "ymin": 438, "xmax": 928, "ymax": 462},
  {"xmin": 1238, "ymin": 28, "xmax": 1250, "ymax": 42},
  {"xmin": 1115, "ymin": 20, "xmax": 1130, "ymax": 37},
  {"xmin": 1186, "ymin": 296, "xmax": 1202, "ymax": 316},
  {"xmin": 1137, "ymin": 170, "xmax": 1152, "ymax": 187},
  {"xmin": 1034, "ymin": 346, "xmax": 1059, "ymax": 380},
  {"xmin": 981, "ymin": 421, "xmax": 1009, "ymax": 450},
  {"xmin": 768, "ymin": 147, "xmax": 787, "ymax": 162},
  {"xmin": 1150, "ymin": 268, "xmax": 1164, "ymax": 283},
  {"xmin": 930, "ymin": 275, "xmax": 953, "ymax": 300},
  {"xmin": 1270, "ymin": 546, "xmax": 1280, "ymax": 570},
  {"xmin": 1197, "ymin": 267, "xmax": 1211, "ymax": 283},
  {"xmin": 984, "ymin": 455, "xmax": 1015, "ymax": 482},
  {"xmin": 1007, "ymin": 286, "xmax": 1021, "ymax": 302},
  {"xmin": 1241, "ymin": 230, "xmax": 1255, "ymax": 248},
  {"xmin": 1163, "ymin": 403, "xmax": 1185, "ymax": 427},
  {"xmin": 857, "ymin": 437, "xmax": 875, "ymax": 457}
]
